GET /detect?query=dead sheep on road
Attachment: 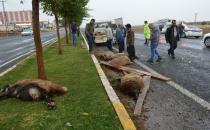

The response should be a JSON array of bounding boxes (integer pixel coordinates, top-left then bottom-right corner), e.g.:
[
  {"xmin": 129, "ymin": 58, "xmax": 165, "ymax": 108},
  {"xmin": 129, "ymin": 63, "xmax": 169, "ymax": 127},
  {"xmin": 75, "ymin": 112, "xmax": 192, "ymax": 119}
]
[
  {"xmin": 120, "ymin": 73, "xmax": 144, "ymax": 100},
  {"xmin": 0, "ymin": 79, "xmax": 67, "ymax": 110},
  {"xmin": 110, "ymin": 56, "xmax": 132, "ymax": 66},
  {"xmin": 95, "ymin": 51, "xmax": 115, "ymax": 61}
]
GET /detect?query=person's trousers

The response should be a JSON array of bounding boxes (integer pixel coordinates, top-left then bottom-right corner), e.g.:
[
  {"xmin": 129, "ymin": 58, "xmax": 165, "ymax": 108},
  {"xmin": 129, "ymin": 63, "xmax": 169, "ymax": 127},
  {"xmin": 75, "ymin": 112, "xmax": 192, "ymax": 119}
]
[
  {"xmin": 127, "ymin": 45, "xmax": 135, "ymax": 60},
  {"xmin": 72, "ymin": 33, "xmax": 77, "ymax": 47},
  {"xmin": 168, "ymin": 40, "xmax": 177, "ymax": 56},
  {"xmin": 86, "ymin": 34, "xmax": 94, "ymax": 52},
  {"xmin": 106, "ymin": 39, "xmax": 113, "ymax": 51},
  {"xmin": 145, "ymin": 38, "xmax": 149, "ymax": 44},
  {"xmin": 118, "ymin": 40, "xmax": 125, "ymax": 53},
  {"xmin": 150, "ymin": 42, "xmax": 160, "ymax": 60}
]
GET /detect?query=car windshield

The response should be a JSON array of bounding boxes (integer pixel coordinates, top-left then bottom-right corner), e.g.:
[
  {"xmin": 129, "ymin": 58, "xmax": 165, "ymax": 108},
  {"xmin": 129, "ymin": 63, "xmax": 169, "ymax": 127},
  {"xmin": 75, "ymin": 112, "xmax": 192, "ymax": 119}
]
[
  {"xmin": 95, "ymin": 23, "xmax": 108, "ymax": 28},
  {"xmin": 23, "ymin": 29, "xmax": 32, "ymax": 32}
]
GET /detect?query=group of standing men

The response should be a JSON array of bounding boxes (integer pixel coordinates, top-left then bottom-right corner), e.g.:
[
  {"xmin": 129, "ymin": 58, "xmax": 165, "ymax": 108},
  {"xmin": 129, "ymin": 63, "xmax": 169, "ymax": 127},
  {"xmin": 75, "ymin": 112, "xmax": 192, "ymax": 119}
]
[
  {"xmin": 85, "ymin": 18, "xmax": 138, "ymax": 61},
  {"xmin": 85, "ymin": 18, "xmax": 180, "ymax": 64},
  {"xmin": 144, "ymin": 19, "xmax": 180, "ymax": 64},
  {"xmin": 115, "ymin": 24, "xmax": 138, "ymax": 60}
]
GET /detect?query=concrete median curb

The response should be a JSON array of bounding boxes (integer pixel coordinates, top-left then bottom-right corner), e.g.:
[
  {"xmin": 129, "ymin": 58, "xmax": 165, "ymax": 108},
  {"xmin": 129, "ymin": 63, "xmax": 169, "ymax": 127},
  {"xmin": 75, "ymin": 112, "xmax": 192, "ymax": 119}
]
[{"xmin": 81, "ymin": 33, "xmax": 137, "ymax": 130}]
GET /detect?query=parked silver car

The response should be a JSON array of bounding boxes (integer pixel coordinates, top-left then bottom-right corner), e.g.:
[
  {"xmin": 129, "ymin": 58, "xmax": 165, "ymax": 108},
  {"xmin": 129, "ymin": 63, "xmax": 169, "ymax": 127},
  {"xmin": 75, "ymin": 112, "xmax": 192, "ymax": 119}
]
[{"xmin": 202, "ymin": 33, "xmax": 210, "ymax": 47}]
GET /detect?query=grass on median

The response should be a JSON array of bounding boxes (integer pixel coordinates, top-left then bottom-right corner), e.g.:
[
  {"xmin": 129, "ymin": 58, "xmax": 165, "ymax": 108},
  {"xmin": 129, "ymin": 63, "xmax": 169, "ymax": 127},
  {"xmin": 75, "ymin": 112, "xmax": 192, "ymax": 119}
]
[{"xmin": 0, "ymin": 36, "xmax": 123, "ymax": 130}]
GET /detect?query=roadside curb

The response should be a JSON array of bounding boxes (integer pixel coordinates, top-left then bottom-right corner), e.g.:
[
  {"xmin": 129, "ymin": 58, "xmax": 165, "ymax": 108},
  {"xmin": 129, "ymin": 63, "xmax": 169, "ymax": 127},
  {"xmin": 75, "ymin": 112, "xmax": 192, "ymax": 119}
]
[
  {"xmin": 0, "ymin": 38, "xmax": 57, "ymax": 77},
  {"xmin": 81, "ymin": 33, "xmax": 136, "ymax": 130}
]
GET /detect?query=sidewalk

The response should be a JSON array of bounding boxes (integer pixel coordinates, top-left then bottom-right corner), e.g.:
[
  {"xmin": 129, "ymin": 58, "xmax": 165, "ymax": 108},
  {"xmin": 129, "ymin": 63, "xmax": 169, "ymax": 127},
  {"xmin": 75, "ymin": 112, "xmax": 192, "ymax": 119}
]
[{"xmin": 0, "ymin": 36, "xmax": 123, "ymax": 130}]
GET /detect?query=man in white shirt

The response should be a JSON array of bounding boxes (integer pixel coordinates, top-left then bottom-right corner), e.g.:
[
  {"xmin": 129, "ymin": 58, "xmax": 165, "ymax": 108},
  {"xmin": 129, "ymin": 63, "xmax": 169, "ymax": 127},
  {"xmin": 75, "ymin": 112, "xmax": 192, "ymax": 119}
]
[{"xmin": 106, "ymin": 25, "xmax": 113, "ymax": 51}]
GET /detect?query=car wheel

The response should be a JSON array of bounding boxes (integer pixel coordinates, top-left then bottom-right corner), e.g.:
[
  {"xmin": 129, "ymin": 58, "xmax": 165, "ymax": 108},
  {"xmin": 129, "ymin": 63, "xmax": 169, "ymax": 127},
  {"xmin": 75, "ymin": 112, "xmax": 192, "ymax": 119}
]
[
  {"xmin": 204, "ymin": 37, "xmax": 210, "ymax": 47},
  {"xmin": 195, "ymin": 36, "xmax": 200, "ymax": 39}
]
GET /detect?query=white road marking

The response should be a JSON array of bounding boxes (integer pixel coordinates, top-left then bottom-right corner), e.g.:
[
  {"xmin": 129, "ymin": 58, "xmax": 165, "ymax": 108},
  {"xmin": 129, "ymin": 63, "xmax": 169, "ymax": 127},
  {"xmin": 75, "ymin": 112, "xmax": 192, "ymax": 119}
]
[
  {"xmin": 0, "ymin": 50, "xmax": 34, "ymax": 69},
  {"xmin": 134, "ymin": 59, "xmax": 210, "ymax": 110},
  {"xmin": 113, "ymin": 47, "xmax": 210, "ymax": 110},
  {"xmin": 22, "ymin": 38, "xmax": 34, "ymax": 43},
  {"xmin": 6, "ymin": 46, "xmax": 26, "ymax": 54},
  {"xmin": 0, "ymin": 38, "xmax": 57, "ymax": 76}
]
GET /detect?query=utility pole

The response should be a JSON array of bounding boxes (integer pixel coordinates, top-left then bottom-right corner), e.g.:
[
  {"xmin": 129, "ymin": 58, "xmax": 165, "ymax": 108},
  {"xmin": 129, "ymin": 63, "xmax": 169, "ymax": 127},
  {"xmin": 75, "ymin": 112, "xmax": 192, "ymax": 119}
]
[
  {"xmin": 194, "ymin": 12, "xmax": 198, "ymax": 24},
  {"xmin": 0, "ymin": 0, "xmax": 8, "ymax": 32}
]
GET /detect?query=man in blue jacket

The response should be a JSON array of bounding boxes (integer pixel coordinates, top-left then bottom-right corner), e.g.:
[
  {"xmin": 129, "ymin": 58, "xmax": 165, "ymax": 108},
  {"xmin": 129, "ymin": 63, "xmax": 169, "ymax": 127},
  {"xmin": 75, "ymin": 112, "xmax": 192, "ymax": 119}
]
[
  {"xmin": 116, "ymin": 24, "xmax": 125, "ymax": 53},
  {"xmin": 71, "ymin": 22, "xmax": 77, "ymax": 47}
]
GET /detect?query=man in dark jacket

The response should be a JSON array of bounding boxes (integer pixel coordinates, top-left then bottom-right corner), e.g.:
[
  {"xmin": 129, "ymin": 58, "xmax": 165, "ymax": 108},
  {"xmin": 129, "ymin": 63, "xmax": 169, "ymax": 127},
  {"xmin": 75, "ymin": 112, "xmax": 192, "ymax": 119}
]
[
  {"xmin": 125, "ymin": 24, "xmax": 137, "ymax": 61},
  {"xmin": 71, "ymin": 22, "xmax": 77, "ymax": 47},
  {"xmin": 116, "ymin": 24, "xmax": 125, "ymax": 53},
  {"xmin": 165, "ymin": 20, "xmax": 180, "ymax": 59},
  {"xmin": 85, "ymin": 19, "xmax": 95, "ymax": 53}
]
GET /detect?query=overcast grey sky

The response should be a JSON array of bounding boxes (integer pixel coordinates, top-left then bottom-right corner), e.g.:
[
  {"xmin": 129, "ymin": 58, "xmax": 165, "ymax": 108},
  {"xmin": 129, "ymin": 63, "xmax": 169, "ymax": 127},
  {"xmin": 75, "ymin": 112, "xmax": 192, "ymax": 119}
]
[
  {"xmin": 2, "ymin": 0, "xmax": 210, "ymax": 26},
  {"xmin": 86, "ymin": 0, "xmax": 210, "ymax": 25}
]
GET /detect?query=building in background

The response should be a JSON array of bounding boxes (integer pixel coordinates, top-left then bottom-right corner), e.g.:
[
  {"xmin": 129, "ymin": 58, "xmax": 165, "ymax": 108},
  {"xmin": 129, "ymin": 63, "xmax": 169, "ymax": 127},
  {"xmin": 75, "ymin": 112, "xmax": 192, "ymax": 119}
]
[
  {"xmin": 0, "ymin": 10, "xmax": 32, "ymax": 31},
  {"xmin": 0, "ymin": 10, "xmax": 32, "ymax": 25}
]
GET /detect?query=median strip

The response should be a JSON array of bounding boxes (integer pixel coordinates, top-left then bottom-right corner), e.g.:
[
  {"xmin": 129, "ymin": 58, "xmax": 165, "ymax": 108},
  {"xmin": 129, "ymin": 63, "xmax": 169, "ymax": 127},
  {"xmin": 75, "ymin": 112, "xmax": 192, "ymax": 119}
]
[{"xmin": 81, "ymin": 33, "xmax": 137, "ymax": 130}]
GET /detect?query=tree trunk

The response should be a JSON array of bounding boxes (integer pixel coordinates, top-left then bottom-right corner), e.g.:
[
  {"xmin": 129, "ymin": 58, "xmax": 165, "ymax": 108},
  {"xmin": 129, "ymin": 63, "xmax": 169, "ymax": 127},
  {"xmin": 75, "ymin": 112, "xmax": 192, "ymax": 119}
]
[
  {"xmin": 64, "ymin": 19, "xmax": 69, "ymax": 44},
  {"xmin": 32, "ymin": 0, "xmax": 47, "ymax": 80},
  {"xmin": 54, "ymin": 12, "xmax": 62, "ymax": 54},
  {"xmin": 69, "ymin": 23, "xmax": 72, "ymax": 40}
]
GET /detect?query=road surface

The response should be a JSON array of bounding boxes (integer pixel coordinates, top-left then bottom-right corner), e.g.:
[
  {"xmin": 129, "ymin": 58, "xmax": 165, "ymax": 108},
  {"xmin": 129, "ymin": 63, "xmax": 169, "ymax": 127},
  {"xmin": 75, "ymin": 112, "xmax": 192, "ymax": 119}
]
[
  {"xmin": 133, "ymin": 33, "xmax": 210, "ymax": 130},
  {"xmin": 0, "ymin": 29, "xmax": 65, "ymax": 72}
]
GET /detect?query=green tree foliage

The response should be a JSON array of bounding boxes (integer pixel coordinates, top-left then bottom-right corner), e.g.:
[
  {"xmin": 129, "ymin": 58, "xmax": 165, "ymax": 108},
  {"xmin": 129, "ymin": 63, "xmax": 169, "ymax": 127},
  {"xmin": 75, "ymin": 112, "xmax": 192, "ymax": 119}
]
[
  {"xmin": 41, "ymin": 0, "xmax": 63, "ymax": 54},
  {"xmin": 60, "ymin": 0, "xmax": 89, "ymax": 26}
]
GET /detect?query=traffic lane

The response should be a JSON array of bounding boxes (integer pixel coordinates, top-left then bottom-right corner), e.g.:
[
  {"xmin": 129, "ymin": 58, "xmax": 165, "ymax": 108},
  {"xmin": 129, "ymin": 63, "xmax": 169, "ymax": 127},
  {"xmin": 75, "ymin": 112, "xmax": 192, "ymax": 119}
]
[
  {"xmin": 0, "ymin": 31, "xmax": 57, "ymax": 50},
  {"xmin": 143, "ymin": 78, "xmax": 210, "ymax": 130},
  {"xmin": 134, "ymin": 35, "xmax": 210, "ymax": 102},
  {"xmin": 0, "ymin": 30, "xmax": 65, "ymax": 69},
  {"xmin": 0, "ymin": 32, "xmax": 57, "ymax": 64}
]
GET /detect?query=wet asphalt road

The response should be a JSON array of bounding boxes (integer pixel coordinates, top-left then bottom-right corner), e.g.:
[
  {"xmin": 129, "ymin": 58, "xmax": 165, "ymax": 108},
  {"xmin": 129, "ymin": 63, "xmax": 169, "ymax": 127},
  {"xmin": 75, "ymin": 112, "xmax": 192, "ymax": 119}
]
[
  {"xmin": 133, "ymin": 33, "xmax": 210, "ymax": 130},
  {"xmin": 0, "ymin": 29, "xmax": 65, "ymax": 72},
  {"xmin": 135, "ymin": 33, "xmax": 210, "ymax": 102}
]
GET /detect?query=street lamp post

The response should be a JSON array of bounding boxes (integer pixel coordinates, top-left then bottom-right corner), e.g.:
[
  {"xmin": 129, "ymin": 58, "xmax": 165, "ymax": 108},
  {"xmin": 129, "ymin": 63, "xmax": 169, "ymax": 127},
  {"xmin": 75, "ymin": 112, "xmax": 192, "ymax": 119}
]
[{"xmin": 194, "ymin": 12, "xmax": 198, "ymax": 25}]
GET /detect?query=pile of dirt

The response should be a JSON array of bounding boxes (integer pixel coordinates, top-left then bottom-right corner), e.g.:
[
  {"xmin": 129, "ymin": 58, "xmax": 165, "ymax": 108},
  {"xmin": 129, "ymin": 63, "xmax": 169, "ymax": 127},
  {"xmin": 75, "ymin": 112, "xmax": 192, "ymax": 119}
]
[
  {"xmin": 120, "ymin": 73, "xmax": 144, "ymax": 100},
  {"xmin": 110, "ymin": 56, "xmax": 132, "ymax": 66}
]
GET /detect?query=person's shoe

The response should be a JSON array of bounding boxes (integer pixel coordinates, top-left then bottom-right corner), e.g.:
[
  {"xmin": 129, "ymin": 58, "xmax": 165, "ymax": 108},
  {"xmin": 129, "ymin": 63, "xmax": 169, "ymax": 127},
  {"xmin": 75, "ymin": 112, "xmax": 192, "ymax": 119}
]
[
  {"xmin": 172, "ymin": 56, "xmax": 176, "ymax": 59},
  {"xmin": 156, "ymin": 57, "xmax": 162, "ymax": 62},
  {"xmin": 147, "ymin": 59, "xmax": 154, "ymax": 64},
  {"xmin": 168, "ymin": 50, "xmax": 171, "ymax": 56},
  {"xmin": 134, "ymin": 56, "xmax": 139, "ymax": 59}
]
